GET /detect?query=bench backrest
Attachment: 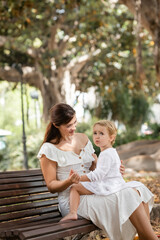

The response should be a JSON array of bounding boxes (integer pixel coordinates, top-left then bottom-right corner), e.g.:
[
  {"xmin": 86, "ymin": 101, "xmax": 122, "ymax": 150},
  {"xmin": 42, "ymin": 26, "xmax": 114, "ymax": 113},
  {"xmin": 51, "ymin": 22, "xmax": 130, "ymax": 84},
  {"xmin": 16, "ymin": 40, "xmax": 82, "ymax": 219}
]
[{"xmin": 0, "ymin": 169, "xmax": 61, "ymax": 229}]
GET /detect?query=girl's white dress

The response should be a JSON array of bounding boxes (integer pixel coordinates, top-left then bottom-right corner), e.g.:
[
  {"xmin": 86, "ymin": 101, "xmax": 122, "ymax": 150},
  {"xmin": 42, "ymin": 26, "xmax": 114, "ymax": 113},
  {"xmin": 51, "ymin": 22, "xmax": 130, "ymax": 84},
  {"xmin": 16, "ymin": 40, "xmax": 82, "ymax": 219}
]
[
  {"xmin": 81, "ymin": 148, "xmax": 143, "ymax": 195},
  {"xmin": 37, "ymin": 140, "xmax": 154, "ymax": 240}
]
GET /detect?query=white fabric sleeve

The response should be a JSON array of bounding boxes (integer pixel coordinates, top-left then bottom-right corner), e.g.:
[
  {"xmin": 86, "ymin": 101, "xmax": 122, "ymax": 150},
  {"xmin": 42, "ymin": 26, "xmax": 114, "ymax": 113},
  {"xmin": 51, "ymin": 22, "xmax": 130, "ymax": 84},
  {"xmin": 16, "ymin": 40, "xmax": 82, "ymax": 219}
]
[
  {"xmin": 37, "ymin": 143, "xmax": 59, "ymax": 162},
  {"xmin": 86, "ymin": 151, "xmax": 112, "ymax": 181}
]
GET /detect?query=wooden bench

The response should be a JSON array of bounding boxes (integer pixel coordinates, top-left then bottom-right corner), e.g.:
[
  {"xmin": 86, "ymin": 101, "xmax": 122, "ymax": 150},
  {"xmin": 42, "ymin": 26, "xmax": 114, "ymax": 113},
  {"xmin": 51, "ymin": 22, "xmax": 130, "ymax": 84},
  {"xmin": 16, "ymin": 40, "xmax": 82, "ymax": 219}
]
[{"xmin": 0, "ymin": 169, "xmax": 98, "ymax": 240}]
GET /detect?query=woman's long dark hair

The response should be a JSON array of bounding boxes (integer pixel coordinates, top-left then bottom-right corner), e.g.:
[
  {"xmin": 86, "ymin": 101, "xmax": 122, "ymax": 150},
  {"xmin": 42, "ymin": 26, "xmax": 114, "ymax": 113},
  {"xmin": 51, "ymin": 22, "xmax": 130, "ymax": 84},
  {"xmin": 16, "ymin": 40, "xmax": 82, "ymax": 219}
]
[{"xmin": 42, "ymin": 103, "xmax": 76, "ymax": 144}]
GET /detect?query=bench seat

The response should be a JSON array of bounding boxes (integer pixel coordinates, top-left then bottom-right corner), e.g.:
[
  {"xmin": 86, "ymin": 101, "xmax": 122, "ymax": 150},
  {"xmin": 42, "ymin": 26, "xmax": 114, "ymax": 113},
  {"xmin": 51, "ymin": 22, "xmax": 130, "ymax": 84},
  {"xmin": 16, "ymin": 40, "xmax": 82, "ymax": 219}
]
[{"xmin": 0, "ymin": 169, "xmax": 98, "ymax": 240}]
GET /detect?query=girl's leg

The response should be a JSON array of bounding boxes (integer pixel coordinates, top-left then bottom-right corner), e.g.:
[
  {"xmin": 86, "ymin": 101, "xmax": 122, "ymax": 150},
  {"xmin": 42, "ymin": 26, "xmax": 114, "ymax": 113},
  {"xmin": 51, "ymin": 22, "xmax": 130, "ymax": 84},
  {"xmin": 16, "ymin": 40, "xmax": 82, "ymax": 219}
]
[
  {"xmin": 70, "ymin": 183, "xmax": 92, "ymax": 216},
  {"xmin": 60, "ymin": 183, "xmax": 92, "ymax": 222},
  {"xmin": 129, "ymin": 202, "xmax": 158, "ymax": 240}
]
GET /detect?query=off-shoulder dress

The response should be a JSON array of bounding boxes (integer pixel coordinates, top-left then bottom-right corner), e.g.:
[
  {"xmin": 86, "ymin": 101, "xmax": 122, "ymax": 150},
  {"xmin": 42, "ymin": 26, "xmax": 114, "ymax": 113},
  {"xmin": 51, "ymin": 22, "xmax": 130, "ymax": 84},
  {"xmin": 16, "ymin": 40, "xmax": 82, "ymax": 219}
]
[{"xmin": 37, "ymin": 140, "xmax": 154, "ymax": 240}]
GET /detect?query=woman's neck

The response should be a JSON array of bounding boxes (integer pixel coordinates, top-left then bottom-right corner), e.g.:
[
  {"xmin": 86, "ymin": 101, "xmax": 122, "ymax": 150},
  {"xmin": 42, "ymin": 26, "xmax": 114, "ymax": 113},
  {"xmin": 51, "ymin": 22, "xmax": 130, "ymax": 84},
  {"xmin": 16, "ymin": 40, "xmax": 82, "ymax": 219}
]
[
  {"xmin": 50, "ymin": 135, "xmax": 73, "ymax": 146},
  {"xmin": 62, "ymin": 136, "xmax": 73, "ymax": 144}
]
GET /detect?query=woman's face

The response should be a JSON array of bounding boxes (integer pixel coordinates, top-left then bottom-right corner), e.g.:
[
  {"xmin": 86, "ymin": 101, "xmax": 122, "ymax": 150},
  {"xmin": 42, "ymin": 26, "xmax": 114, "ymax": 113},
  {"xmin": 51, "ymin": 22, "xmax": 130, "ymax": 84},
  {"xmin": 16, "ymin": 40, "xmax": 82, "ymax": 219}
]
[{"xmin": 58, "ymin": 114, "xmax": 77, "ymax": 137}]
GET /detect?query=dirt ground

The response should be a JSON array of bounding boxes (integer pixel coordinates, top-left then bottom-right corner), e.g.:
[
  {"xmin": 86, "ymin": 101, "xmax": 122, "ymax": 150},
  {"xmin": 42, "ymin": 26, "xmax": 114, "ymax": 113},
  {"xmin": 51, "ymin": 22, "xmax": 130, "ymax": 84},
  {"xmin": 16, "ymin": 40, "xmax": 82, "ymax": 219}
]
[{"xmin": 126, "ymin": 174, "xmax": 160, "ymax": 235}]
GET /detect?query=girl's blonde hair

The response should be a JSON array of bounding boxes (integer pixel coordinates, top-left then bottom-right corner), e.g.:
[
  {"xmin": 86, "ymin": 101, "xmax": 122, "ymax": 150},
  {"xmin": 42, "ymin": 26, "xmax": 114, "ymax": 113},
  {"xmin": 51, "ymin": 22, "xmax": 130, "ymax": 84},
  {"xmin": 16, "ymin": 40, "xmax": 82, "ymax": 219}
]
[{"xmin": 93, "ymin": 120, "xmax": 117, "ymax": 145}]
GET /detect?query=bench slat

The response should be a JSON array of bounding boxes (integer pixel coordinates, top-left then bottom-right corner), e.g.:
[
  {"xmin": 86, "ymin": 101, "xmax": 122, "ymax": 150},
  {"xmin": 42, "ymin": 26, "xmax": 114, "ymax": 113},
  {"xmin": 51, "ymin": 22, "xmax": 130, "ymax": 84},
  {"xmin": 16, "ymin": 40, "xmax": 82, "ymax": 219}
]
[
  {"xmin": 0, "ymin": 181, "xmax": 46, "ymax": 191},
  {"xmin": 0, "ymin": 199, "xmax": 58, "ymax": 214},
  {"xmin": 0, "ymin": 186, "xmax": 48, "ymax": 198},
  {"xmin": 7, "ymin": 220, "xmax": 62, "ymax": 239},
  {"xmin": 0, "ymin": 169, "xmax": 42, "ymax": 178},
  {"xmin": 0, "ymin": 175, "xmax": 44, "ymax": 184},
  {"xmin": 0, "ymin": 212, "xmax": 61, "ymax": 232},
  {"xmin": 0, "ymin": 192, "xmax": 57, "ymax": 206},
  {"xmin": 19, "ymin": 220, "xmax": 98, "ymax": 240},
  {"xmin": 0, "ymin": 205, "xmax": 59, "ymax": 222}
]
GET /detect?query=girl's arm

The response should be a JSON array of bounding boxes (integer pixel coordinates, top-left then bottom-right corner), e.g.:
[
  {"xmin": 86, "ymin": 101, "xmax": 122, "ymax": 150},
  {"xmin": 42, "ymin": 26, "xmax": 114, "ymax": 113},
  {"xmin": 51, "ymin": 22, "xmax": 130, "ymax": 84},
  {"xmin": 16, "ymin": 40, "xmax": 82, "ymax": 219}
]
[
  {"xmin": 81, "ymin": 160, "xmax": 125, "ymax": 182},
  {"xmin": 83, "ymin": 152, "xmax": 112, "ymax": 182},
  {"xmin": 90, "ymin": 156, "xmax": 125, "ymax": 175},
  {"xmin": 40, "ymin": 155, "xmax": 80, "ymax": 193}
]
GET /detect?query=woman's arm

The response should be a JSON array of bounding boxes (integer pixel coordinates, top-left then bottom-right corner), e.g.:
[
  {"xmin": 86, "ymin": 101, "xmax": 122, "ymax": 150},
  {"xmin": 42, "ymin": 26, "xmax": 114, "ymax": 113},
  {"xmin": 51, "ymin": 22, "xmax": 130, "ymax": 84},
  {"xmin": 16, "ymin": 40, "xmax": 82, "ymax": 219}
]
[{"xmin": 40, "ymin": 155, "xmax": 80, "ymax": 193}]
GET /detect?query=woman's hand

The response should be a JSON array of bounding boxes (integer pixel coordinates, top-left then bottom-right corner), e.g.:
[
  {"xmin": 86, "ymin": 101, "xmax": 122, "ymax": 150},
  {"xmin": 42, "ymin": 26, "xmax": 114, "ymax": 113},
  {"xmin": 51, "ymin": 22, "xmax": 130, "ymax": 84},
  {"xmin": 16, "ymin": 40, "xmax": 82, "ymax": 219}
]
[
  {"xmin": 40, "ymin": 157, "xmax": 80, "ymax": 193},
  {"xmin": 92, "ymin": 153, "xmax": 98, "ymax": 162},
  {"xmin": 89, "ymin": 153, "xmax": 98, "ymax": 171},
  {"xmin": 120, "ymin": 160, "xmax": 125, "ymax": 175},
  {"xmin": 69, "ymin": 169, "xmax": 80, "ymax": 184}
]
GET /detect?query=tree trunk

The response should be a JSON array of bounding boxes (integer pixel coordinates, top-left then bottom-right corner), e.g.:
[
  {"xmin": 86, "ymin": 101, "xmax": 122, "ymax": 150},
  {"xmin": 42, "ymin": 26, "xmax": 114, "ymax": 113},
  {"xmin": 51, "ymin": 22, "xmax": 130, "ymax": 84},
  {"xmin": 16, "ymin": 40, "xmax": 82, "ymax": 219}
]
[
  {"xmin": 0, "ymin": 67, "xmax": 65, "ymax": 122},
  {"xmin": 154, "ymin": 0, "xmax": 160, "ymax": 83},
  {"xmin": 135, "ymin": 0, "xmax": 146, "ymax": 88},
  {"xmin": 40, "ymin": 80, "xmax": 63, "ymax": 122},
  {"xmin": 119, "ymin": 0, "xmax": 160, "ymax": 83},
  {"xmin": 34, "ymin": 61, "xmax": 65, "ymax": 122},
  {"xmin": 0, "ymin": 52, "xmax": 92, "ymax": 122}
]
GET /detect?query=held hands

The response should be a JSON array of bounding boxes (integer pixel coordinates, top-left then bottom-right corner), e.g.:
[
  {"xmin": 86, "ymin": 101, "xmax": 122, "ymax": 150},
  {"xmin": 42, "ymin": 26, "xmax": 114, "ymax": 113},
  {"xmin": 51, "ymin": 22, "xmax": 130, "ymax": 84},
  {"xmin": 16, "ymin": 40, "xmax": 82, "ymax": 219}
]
[{"xmin": 68, "ymin": 169, "xmax": 80, "ymax": 184}]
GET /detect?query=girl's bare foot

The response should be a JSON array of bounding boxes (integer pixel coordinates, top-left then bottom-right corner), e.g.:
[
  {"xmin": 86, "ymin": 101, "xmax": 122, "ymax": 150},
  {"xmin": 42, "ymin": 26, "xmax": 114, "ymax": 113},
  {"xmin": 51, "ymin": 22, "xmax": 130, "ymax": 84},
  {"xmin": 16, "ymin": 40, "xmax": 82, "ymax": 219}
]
[{"xmin": 60, "ymin": 212, "xmax": 78, "ymax": 222}]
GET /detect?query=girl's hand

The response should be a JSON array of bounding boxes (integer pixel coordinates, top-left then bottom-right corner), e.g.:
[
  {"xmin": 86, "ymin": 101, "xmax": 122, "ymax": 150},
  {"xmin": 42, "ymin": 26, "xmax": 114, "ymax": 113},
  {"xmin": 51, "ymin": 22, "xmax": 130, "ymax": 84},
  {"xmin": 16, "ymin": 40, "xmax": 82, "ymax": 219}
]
[
  {"xmin": 120, "ymin": 160, "xmax": 125, "ymax": 175},
  {"xmin": 69, "ymin": 169, "xmax": 80, "ymax": 184}
]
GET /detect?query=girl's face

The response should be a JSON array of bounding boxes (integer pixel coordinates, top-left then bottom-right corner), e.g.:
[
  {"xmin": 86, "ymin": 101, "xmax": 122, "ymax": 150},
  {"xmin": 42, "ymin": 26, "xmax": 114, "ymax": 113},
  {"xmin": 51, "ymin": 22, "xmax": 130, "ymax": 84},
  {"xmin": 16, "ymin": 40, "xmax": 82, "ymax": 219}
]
[
  {"xmin": 93, "ymin": 124, "xmax": 114, "ymax": 151},
  {"xmin": 58, "ymin": 114, "xmax": 77, "ymax": 138}
]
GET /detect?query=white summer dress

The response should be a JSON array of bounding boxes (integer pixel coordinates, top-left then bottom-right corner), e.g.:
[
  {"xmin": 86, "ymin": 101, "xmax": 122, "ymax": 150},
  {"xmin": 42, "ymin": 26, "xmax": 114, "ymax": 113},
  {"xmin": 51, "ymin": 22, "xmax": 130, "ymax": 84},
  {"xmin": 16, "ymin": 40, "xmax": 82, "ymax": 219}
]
[{"xmin": 37, "ymin": 140, "xmax": 154, "ymax": 240}]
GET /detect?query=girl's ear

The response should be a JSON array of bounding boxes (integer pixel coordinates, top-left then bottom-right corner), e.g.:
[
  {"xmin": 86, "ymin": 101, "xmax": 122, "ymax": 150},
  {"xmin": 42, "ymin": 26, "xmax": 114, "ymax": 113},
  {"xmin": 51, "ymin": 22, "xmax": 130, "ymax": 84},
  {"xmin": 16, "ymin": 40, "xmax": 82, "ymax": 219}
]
[{"xmin": 110, "ymin": 134, "xmax": 116, "ymax": 142}]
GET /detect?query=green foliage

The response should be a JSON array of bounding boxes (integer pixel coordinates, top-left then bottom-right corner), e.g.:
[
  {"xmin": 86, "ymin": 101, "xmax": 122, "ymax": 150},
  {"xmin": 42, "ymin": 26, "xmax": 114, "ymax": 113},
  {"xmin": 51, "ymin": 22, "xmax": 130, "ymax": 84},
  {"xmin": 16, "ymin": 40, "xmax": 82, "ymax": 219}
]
[
  {"xmin": 127, "ymin": 92, "xmax": 150, "ymax": 127},
  {"xmin": 115, "ymin": 128, "xmax": 140, "ymax": 147},
  {"xmin": 148, "ymin": 122, "xmax": 160, "ymax": 138},
  {"xmin": 0, "ymin": 0, "xmax": 159, "ymax": 170},
  {"xmin": 89, "ymin": 87, "xmax": 150, "ymax": 131},
  {"xmin": 0, "ymin": 127, "xmax": 44, "ymax": 171},
  {"xmin": 0, "ymin": 82, "xmax": 43, "ymax": 170},
  {"xmin": 76, "ymin": 122, "xmax": 90, "ymax": 134},
  {"xmin": 0, "ymin": 0, "xmax": 158, "ymax": 125},
  {"xmin": 0, "ymin": 144, "xmax": 11, "ymax": 171},
  {"xmin": 26, "ymin": 127, "xmax": 45, "ymax": 168},
  {"xmin": 0, "ymin": 82, "xmax": 21, "ymax": 132},
  {"xmin": 100, "ymin": 84, "xmax": 133, "ymax": 124}
]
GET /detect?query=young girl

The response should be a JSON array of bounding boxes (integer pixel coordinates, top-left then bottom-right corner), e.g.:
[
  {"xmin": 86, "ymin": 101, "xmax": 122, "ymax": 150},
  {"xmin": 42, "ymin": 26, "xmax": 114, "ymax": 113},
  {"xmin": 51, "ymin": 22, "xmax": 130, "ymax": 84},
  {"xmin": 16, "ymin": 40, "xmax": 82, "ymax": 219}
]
[{"xmin": 61, "ymin": 120, "xmax": 157, "ymax": 240}]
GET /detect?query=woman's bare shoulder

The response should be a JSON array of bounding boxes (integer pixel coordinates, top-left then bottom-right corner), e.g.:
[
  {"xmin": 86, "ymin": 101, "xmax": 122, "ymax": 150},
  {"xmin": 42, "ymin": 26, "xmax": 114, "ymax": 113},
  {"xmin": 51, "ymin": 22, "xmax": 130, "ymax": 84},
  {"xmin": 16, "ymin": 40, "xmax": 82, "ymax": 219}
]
[{"xmin": 75, "ymin": 132, "xmax": 88, "ymax": 143}]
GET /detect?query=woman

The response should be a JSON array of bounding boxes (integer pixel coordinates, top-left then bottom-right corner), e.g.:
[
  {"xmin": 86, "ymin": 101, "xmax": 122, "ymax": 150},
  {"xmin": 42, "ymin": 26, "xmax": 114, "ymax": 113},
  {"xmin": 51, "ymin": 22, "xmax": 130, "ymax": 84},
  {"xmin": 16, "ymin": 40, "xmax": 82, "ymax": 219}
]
[{"xmin": 37, "ymin": 103, "xmax": 157, "ymax": 240}]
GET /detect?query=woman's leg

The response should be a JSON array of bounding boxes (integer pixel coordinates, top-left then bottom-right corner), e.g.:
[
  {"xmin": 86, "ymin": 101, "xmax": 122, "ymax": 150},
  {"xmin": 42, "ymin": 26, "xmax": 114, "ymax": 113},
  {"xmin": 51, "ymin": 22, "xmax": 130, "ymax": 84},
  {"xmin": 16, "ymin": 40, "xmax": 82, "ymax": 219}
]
[
  {"xmin": 129, "ymin": 202, "xmax": 158, "ymax": 240},
  {"xmin": 133, "ymin": 188, "xmax": 150, "ymax": 220},
  {"xmin": 143, "ymin": 201, "xmax": 150, "ymax": 219},
  {"xmin": 60, "ymin": 183, "xmax": 93, "ymax": 221}
]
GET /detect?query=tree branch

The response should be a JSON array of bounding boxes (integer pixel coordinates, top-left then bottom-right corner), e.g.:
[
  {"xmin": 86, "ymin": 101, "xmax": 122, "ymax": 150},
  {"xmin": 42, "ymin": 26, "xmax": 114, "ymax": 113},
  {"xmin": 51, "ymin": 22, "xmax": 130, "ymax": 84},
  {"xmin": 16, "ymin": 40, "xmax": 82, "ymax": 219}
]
[
  {"xmin": 118, "ymin": 0, "xmax": 159, "ymax": 37},
  {"xmin": 0, "ymin": 36, "xmax": 7, "ymax": 47},
  {"xmin": 68, "ymin": 49, "xmax": 101, "ymax": 81},
  {"xmin": 0, "ymin": 67, "xmax": 41, "ymax": 89},
  {"xmin": 48, "ymin": 15, "xmax": 65, "ymax": 51}
]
